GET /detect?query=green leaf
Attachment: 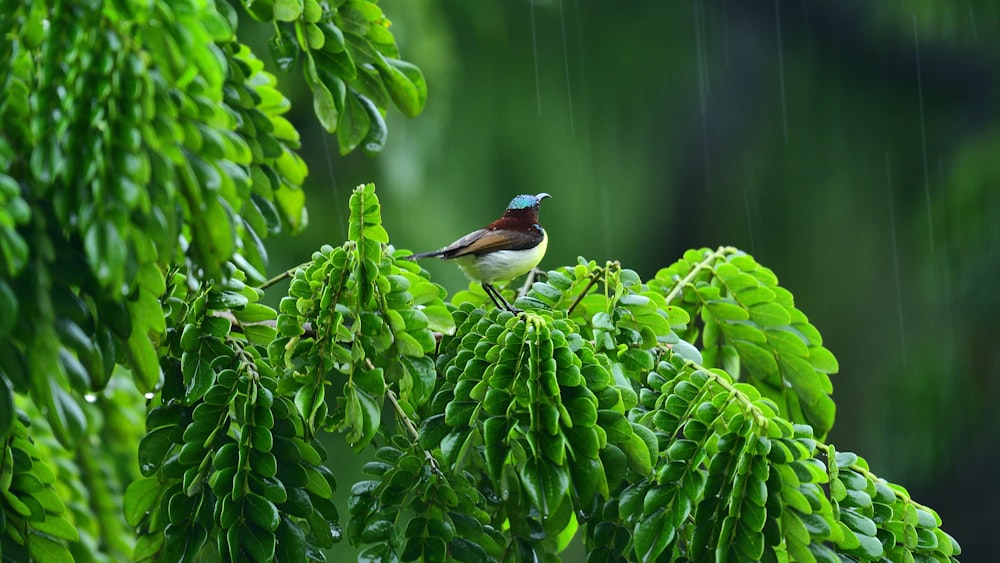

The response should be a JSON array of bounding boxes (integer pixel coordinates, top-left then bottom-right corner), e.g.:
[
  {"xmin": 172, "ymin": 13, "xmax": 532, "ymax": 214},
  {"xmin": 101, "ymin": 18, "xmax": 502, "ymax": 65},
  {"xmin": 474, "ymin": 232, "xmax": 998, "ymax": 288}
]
[
  {"xmin": 621, "ymin": 423, "xmax": 654, "ymax": 475},
  {"xmin": 234, "ymin": 303, "xmax": 278, "ymax": 324},
  {"xmin": 0, "ymin": 378, "xmax": 12, "ymax": 439},
  {"xmin": 49, "ymin": 384, "xmax": 86, "ymax": 448},
  {"xmin": 124, "ymin": 477, "xmax": 163, "ymax": 526},
  {"xmin": 303, "ymin": 22, "xmax": 325, "ymax": 49},
  {"xmin": 840, "ymin": 509, "xmax": 877, "ymax": 537},
  {"xmin": 245, "ymin": 492, "xmax": 280, "ymax": 532},
  {"xmin": 749, "ymin": 302, "xmax": 791, "ymax": 327},
  {"xmin": 633, "ymin": 507, "xmax": 674, "ymax": 561},
  {"xmin": 854, "ymin": 532, "xmax": 884, "ymax": 558},
  {"xmin": 273, "ymin": 184, "xmax": 307, "ymax": 234},
  {"xmin": 385, "ymin": 58, "xmax": 427, "ymax": 115},
  {"xmin": 26, "ymin": 531, "xmax": 74, "ymax": 563},
  {"xmin": 343, "ymin": 384, "xmax": 380, "ymax": 450},
  {"xmin": 379, "ymin": 62, "xmax": 420, "ymax": 118},
  {"xmin": 127, "ymin": 325, "xmax": 161, "ymax": 392},
  {"xmin": 731, "ymin": 339, "xmax": 778, "ymax": 380},
  {"xmin": 666, "ymin": 439, "xmax": 697, "ymax": 461},
  {"xmin": 304, "ymin": 465, "xmax": 334, "ymax": 499},
  {"xmin": 706, "ymin": 299, "xmax": 750, "ymax": 322},
  {"xmin": 808, "ymin": 346, "xmax": 839, "ymax": 373},
  {"xmin": 336, "ymin": 92, "xmax": 371, "ymax": 155},
  {"xmin": 735, "ymin": 520, "xmax": 764, "ymax": 560},
  {"xmin": 359, "ymin": 94, "xmax": 387, "ymax": 155},
  {"xmin": 310, "ymin": 76, "xmax": 339, "ymax": 133},
  {"xmin": 316, "ymin": 48, "xmax": 356, "ymax": 81},
  {"xmin": 0, "ymin": 280, "xmax": 16, "ymax": 337},
  {"xmin": 138, "ymin": 426, "xmax": 175, "ymax": 477},
  {"xmin": 765, "ymin": 327, "xmax": 810, "ymax": 357},
  {"xmin": 401, "ymin": 355, "xmax": 436, "ymax": 407},
  {"xmin": 275, "ymin": 516, "xmax": 307, "ymax": 562},
  {"xmin": 84, "ymin": 220, "xmax": 125, "ymax": 291},
  {"xmin": 798, "ymin": 511, "xmax": 832, "ymax": 537},
  {"xmin": 320, "ymin": 22, "xmax": 346, "ymax": 53},
  {"xmin": 274, "ymin": 0, "xmax": 304, "ymax": 22},
  {"xmin": 31, "ymin": 514, "xmax": 80, "ymax": 543},
  {"xmin": 519, "ymin": 458, "xmax": 570, "ymax": 517},
  {"xmin": 619, "ymin": 347, "xmax": 654, "ymax": 374},
  {"xmin": 181, "ymin": 351, "xmax": 215, "ymax": 403}
]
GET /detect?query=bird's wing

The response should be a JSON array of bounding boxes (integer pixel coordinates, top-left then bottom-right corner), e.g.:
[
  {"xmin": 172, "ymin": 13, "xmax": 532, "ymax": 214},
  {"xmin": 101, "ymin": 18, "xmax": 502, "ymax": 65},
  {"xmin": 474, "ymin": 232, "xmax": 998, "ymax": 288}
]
[
  {"xmin": 406, "ymin": 229, "xmax": 489, "ymax": 260},
  {"xmin": 439, "ymin": 227, "xmax": 543, "ymax": 258}
]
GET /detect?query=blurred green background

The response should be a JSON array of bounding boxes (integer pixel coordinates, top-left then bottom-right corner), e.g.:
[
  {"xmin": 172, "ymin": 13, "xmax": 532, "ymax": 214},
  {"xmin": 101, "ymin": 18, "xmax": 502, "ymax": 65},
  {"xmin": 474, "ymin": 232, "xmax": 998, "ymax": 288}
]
[{"xmin": 244, "ymin": 0, "xmax": 998, "ymax": 558}]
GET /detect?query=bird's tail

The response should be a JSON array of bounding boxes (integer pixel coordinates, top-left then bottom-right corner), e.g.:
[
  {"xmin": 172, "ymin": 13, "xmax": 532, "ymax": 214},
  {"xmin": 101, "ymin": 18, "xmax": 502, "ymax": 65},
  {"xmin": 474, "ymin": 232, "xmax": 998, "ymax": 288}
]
[{"xmin": 406, "ymin": 250, "xmax": 445, "ymax": 261}]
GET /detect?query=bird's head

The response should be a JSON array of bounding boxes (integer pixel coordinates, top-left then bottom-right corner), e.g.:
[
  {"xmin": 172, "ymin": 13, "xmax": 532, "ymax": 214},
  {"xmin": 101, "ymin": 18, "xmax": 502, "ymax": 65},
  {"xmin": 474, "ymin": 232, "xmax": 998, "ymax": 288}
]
[{"xmin": 503, "ymin": 193, "xmax": 550, "ymax": 218}]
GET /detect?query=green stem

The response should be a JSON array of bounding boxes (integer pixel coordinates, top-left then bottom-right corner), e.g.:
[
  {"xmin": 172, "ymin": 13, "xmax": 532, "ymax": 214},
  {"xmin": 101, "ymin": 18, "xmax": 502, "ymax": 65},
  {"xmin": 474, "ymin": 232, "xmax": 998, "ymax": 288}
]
[
  {"xmin": 259, "ymin": 260, "xmax": 312, "ymax": 290},
  {"xmin": 662, "ymin": 246, "xmax": 735, "ymax": 305},
  {"xmin": 386, "ymin": 389, "xmax": 441, "ymax": 473},
  {"xmin": 813, "ymin": 442, "xmax": 936, "ymax": 514},
  {"xmin": 567, "ymin": 263, "xmax": 612, "ymax": 316},
  {"xmin": 658, "ymin": 349, "xmax": 773, "ymax": 435}
]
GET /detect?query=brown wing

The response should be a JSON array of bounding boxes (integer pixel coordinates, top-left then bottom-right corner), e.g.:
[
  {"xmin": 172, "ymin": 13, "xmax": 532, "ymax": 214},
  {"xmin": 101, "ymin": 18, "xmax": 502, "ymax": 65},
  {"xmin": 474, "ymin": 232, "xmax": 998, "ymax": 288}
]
[{"xmin": 439, "ymin": 227, "xmax": 544, "ymax": 259}]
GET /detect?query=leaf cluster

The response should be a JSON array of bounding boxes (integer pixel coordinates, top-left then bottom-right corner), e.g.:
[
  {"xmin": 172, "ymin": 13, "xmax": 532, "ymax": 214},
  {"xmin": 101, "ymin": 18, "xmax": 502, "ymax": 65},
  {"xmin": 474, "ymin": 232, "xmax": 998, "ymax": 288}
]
[
  {"xmin": 123, "ymin": 271, "xmax": 341, "ymax": 561},
  {"xmin": 269, "ymin": 183, "xmax": 453, "ymax": 449},
  {"xmin": 648, "ymin": 250, "xmax": 838, "ymax": 437},
  {"xmin": 0, "ymin": 0, "xmax": 311, "ymax": 450},
  {"xmin": 0, "ymin": 1, "xmax": 962, "ymax": 561},
  {"xmin": 0, "ymin": 0, "xmax": 425, "ymax": 559},
  {"xmin": 325, "ymin": 192, "xmax": 960, "ymax": 562},
  {"xmin": 258, "ymin": 0, "xmax": 428, "ymax": 154}
]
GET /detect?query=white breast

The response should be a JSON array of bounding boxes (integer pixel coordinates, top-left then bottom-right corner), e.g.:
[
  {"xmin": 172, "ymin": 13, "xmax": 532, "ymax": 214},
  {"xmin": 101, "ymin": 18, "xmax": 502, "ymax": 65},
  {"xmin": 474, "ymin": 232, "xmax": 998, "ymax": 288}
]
[{"xmin": 454, "ymin": 231, "xmax": 548, "ymax": 283}]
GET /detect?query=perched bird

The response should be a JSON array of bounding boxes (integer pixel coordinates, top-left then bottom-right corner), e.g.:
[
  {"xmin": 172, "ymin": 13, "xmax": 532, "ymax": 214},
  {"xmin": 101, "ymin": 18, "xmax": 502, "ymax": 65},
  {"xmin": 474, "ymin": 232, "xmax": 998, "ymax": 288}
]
[{"xmin": 407, "ymin": 193, "xmax": 551, "ymax": 312}]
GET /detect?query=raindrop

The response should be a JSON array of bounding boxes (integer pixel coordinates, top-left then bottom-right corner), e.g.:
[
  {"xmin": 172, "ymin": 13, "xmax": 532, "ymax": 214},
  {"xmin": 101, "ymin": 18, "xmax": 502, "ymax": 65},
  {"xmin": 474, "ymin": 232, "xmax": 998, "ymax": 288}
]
[
  {"xmin": 144, "ymin": 392, "xmax": 155, "ymax": 400},
  {"xmin": 529, "ymin": 0, "xmax": 542, "ymax": 116},
  {"xmin": 742, "ymin": 160, "xmax": 757, "ymax": 255},
  {"xmin": 329, "ymin": 522, "xmax": 343, "ymax": 542},
  {"xmin": 320, "ymin": 130, "xmax": 344, "ymax": 242},
  {"xmin": 557, "ymin": 0, "xmax": 575, "ymax": 135},
  {"xmin": 774, "ymin": 0, "xmax": 789, "ymax": 144},
  {"xmin": 722, "ymin": 0, "xmax": 730, "ymax": 69},
  {"xmin": 967, "ymin": 0, "xmax": 979, "ymax": 41},
  {"xmin": 912, "ymin": 13, "xmax": 934, "ymax": 253},
  {"xmin": 601, "ymin": 189, "xmax": 612, "ymax": 259},
  {"xmin": 884, "ymin": 153, "xmax": 907, "ymax": 363},
  {"xmin": 693, "ymin": 0, "xmax": 712, "ymax": 191},
  {"xmin": 694, "ymin": 0, "xmax": 710, "ymax": 109},
  {"xmin": 936, "ymin": 159, "xmax": 956, "ymax": 378},
  {"xmin": 742, "ymin": 187, "xmax": 756, "ymax": 254},
  {"xmin": 84, "ymin": 393, "xmax": 98, "ymax": 403}
]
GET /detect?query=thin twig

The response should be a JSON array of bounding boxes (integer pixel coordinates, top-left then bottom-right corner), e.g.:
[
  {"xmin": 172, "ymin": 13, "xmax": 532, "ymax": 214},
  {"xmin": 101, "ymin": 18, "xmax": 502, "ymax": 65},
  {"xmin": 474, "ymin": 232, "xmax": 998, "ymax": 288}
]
[
  {"xmin": 386, "ymin": 389, "xmax": 442, "ymax": 474},
  {"xmin": 663, "ymin": 246, "xmax": 734, "ymax": 305},
  {"xmin": 567, "ymin": 264, "xmax": 608, "ymax": 316},
  {"xmin": 214, "ymin": 310, "xmax": 316, "ymax": 339},
  {"xmin": 259, "ymin": 260, "xmax": 312, "ymax": 291},
  {"xmin": 386, "ymin": 389, "xmax": 419, "ymax": 441},
  {"xmin": 519, "ymin": 267, "xmax": 542, "ymax": 297}
]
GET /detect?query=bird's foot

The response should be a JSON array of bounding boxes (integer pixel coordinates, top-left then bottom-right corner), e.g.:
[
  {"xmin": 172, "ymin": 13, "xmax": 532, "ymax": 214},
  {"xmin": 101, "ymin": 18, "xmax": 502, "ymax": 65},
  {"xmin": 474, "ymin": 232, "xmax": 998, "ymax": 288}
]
[{"xmin": 483, "ymin": 283, "xmax": 522, "ymax": 313}]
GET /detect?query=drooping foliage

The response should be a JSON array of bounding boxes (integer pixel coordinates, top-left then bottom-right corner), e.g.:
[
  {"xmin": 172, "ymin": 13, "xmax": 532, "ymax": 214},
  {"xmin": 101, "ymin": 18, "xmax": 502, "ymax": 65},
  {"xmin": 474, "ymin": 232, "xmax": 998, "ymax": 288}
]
[
  {"xmin": 0, "ymin": 1, "xmax": 960, "ymax": 563},
  {"xmin": 0, "ymin": 0, "xmax": 424, "ymax": 560}
]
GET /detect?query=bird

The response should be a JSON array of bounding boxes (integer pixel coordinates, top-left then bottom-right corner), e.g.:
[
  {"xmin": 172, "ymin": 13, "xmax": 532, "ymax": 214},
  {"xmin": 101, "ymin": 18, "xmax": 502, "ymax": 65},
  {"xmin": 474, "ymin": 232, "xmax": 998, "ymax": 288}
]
[{"xmin": 407, "ymin": 193, "xmax": 551, "ymax": 312}]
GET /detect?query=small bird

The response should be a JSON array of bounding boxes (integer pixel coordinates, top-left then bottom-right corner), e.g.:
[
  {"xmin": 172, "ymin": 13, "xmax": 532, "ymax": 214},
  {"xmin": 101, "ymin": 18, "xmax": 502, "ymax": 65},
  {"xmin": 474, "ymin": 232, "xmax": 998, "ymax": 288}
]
[{"xmin": 407, "ymin": 193, "xmax": 551, "ymax": 312}]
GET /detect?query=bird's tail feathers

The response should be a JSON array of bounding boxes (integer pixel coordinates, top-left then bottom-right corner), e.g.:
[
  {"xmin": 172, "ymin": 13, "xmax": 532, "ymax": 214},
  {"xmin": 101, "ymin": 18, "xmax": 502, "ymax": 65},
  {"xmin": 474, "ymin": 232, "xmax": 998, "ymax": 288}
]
[{"xmin": 406, "ymin": 250, "xmax": 445, "ymax": 261}]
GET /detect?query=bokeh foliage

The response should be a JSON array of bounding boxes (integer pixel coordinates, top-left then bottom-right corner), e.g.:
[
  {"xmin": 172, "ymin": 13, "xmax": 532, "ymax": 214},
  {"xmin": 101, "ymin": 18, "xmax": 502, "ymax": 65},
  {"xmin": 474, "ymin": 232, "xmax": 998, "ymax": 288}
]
[
  {"xmin": 0, "ymin": 0, "xmax": 423, "ymax": 560},
  {"xmin": 360, "ymin": 4, "xmax": 997, "ymax": 554},
  {"xmin": 0, "ymin": 0, "xmax": 967, "ymax": 562}
]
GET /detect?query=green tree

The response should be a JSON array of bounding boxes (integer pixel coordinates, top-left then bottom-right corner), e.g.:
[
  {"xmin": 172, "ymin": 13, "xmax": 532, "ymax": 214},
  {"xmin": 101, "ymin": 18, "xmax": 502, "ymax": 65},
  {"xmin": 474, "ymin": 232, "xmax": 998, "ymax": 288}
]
[{"xmin": 0, "ymin": 1, "xmax": 961, "ymax": 561}]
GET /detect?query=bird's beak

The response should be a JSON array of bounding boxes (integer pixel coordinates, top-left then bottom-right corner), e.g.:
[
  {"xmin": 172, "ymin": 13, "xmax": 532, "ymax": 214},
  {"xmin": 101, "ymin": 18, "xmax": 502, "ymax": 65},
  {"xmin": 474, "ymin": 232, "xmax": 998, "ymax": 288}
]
[{"xmin": 536, "ymin": 193, "xmax": 551, "ymax": 202}]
